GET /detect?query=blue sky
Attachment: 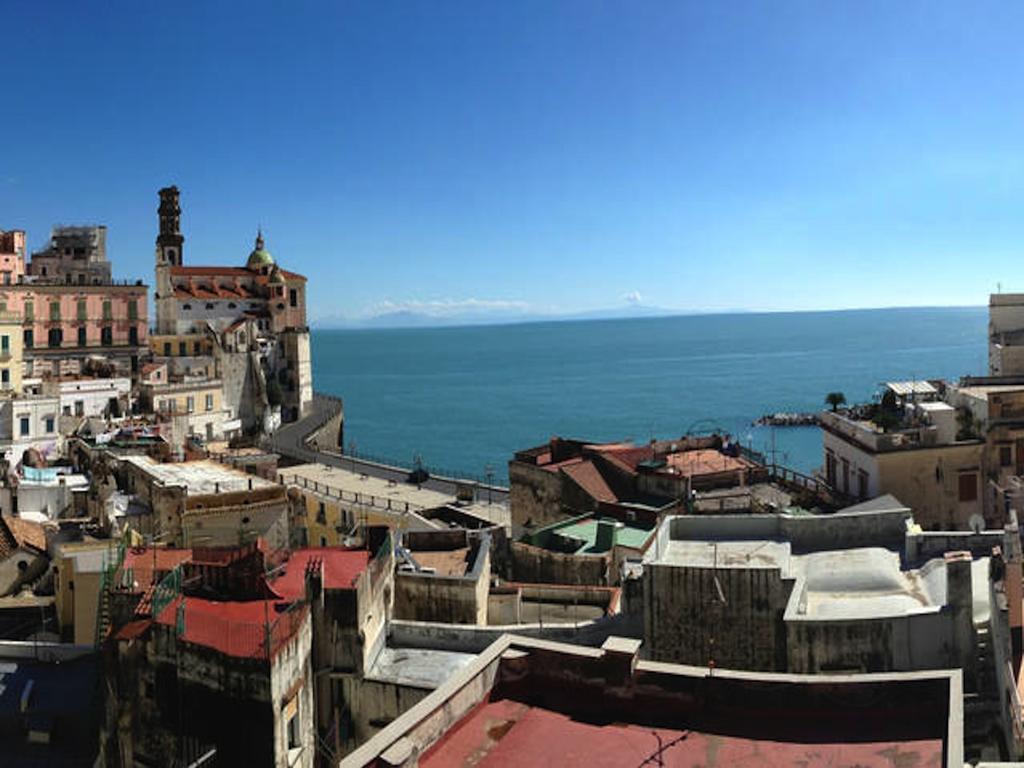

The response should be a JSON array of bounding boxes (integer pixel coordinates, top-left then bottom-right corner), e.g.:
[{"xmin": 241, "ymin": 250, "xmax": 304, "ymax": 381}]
[{"xmin": 2, "ymin": 1, "xmax": 1023, "ymax": 323}]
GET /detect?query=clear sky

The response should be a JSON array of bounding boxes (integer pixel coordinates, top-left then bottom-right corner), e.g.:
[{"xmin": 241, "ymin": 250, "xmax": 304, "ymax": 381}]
[{"xmin": 2, "ymin": 2, "xmax": 1023, "ymax": 323}]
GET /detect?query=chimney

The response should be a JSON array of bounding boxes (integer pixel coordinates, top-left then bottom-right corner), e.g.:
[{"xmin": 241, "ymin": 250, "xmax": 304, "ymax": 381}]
[
  {"xmin": 945, "ymin": 551, "xmax": 978, "ymax": 690},
  {"xmin": 601, "ymin": 636, "xmax": 642, "ymax": 685}
]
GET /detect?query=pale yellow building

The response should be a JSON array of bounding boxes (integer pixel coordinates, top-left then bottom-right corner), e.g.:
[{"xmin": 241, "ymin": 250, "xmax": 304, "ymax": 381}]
[
  {"xmin": 52, "ymin": 538, "xmax": 112, "ymax": 644},
  {"xmin": 278, "ymin": 463, "xmax": 509, "ymax": 547}
]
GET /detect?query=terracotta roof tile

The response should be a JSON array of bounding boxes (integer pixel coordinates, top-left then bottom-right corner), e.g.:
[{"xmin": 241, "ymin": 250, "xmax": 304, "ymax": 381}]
[
  {"xmin": 562, "ymin": 461, "xmax": 618, "ymax": 504},
  {"xmin": 1, "ymin": 516, "xmax": 47, "ymax": 553}
]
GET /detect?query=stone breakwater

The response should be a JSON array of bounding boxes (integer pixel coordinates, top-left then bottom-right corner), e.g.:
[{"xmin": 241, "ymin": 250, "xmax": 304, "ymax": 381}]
[{"xmin": 754, "ymin": 412, "xmax": 820, "ymax": 427}]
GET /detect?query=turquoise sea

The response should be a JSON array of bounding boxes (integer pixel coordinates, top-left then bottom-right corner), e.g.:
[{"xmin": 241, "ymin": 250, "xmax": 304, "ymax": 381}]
[{"xmin": 311, "ymin": 307, "xmax": 988, "ymax": 484}]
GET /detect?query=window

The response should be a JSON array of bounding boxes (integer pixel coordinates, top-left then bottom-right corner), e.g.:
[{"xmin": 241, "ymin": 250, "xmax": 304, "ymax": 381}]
[
  {"xmin": 179, "ymin": 342, "xmax": 187, "ymax": 356},
  {"xmin": 276, "ymin": 303, "xmax": 285, "ymax": 311},
  {"xmin": 1, "ymin": 336, "xmax": 8, "ymax": 355},
  {"xmin": 205, "ymin": 303, "xmax": 214, "ymax": 310},
  {"xmin": 74, "ymin": 400, "xmax": 84, "ymax": 417},
  {"xmin": 205, "ymin": 394, "xmax": 213, "ymax": 411},
  {"xmin": 78, "ymin": 327, "xmax": 86, "ymax": 346},
  {"xmin": 128, "ymin": 300, "xmax": 138, "ymax": 320},
  {"xmin": 289, "ymin": 288, "xmax": 297, "ymax": 308},
  {"xmin": 958, "ymin": 472, "xmax": 978, "ymax": 503},
  {"xmin": 228, "ymin": 302, "xmax": 236, "ymax": 309},
  {"xmin": 101, "ymin": 327, "xmax": 112, "ymax": 346},
  {"xmin": 1, "ymin": 369, "xmax": 9, "ymax": 388},
  {"xmin": 49, "ymin": 301, "xmax": 60, "ymax": 321},
  {"xmin": 317, "ymin": 501, "xmax": 326, "ymax": 524},
  {"xmin": 62, "ymin": 405, "xmax": 70, "ymax": 416},
  {"xmin": 19, "ymin": 416, "xmax": 29, "ymax": 436},
  {"xmin": 102, "ymin": 300, "xmax": 112, "ymax": 320},
  {"xmin": 24, "ymin": 301, "xmax": 33, "ymax": 320},
  {"xmin": 163, "ymin": 342, "xmax": 171, "ymax": 356},
  {"xmin": 319, "ymin": 536, "xmax": 327, "ymax": 548},
  {"xmin": 857, "ymin": 469, "xmax": 869, "ymax": 500},
  {"xmin": 129, "ymin": 326, "xmax": 138, "ymax": 345},
  {"xmin": 186, "ymin": 396, "xmax": 194, "ymax": 412},
  {"xmin": 182, "ymin": 304, "xmax": 192, "ymax": 311},
  {"xmin": 22, "ymin": 329, "xmax": 32, "ymax": 349},
  {"xmin": 77, "ymin": 299, "xmax": 87, "ymax": 321},
  {"xmin": 47, "ymin": 328, "xmax": 62, "ymax": 348},
  {"xmin": 44, "ymin": 416, "xmax": 54, "ymax": 434},
  {"xmin": 1000, "ymin": 445, "xmax": 1013, "ymax": 467},
  {"xmin": 2, "ymin": 272, "xmax": 9, "ymax": 286}
]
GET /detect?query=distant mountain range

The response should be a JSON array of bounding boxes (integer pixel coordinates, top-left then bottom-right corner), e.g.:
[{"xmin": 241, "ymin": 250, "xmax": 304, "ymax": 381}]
[{"xmin": 313, "ymin": 303, "xmax": 688, "ymax": 330}]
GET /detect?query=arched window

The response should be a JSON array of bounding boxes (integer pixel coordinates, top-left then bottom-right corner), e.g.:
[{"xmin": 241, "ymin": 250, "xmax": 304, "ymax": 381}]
[
  {"xmin": 182, "ymin": 304, "xmax": 192, "ymax": 311},
  {"xmin": 205, "ymin": 303, "xmax": 214, "ymax": 310},
  {"xmin": 228, "ymin": 302, "xmax": 236, "ymax": 309}
]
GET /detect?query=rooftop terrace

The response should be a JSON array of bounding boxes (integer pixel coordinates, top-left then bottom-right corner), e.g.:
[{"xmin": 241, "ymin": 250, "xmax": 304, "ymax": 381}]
[{"xmin": 123, "ymin": 456, "xmax": 275, "ymax": 495}]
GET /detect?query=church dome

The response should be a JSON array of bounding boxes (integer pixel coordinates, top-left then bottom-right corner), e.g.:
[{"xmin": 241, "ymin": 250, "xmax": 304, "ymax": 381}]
[
  {"xmin": 246, "ymin": 230, "xmax": 275, "ymax": 271},
  {"xmin": 268, "ymin": 264, "xmax": 285, "ymax": 284}
]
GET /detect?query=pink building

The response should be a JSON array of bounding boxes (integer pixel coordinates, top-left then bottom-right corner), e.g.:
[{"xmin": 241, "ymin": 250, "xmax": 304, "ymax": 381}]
[{"xmin": 0, "ymin": 227, "xmax": 148, "ymax": 378}]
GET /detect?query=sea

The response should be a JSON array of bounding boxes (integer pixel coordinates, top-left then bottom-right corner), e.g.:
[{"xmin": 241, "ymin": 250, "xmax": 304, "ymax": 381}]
[{"xmin": 311, "ymin": 307, "xmax": 988, "ymax": 485}]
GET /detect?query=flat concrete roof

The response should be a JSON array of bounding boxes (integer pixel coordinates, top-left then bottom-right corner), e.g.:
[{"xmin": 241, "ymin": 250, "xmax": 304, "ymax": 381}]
[
  {"xmin": 367, "ymin": 646, "xmax": 476, "ymax": 689},
  {"xmin": 658, "ymin": 539, "xmax": 792, "ymax": 570},
  {"xmin": 651, "ymin": 534, "xmax": 991, "ymax": 622},
  {"xmin": 279, "ymin": 463, "xmax": 506, "ymax": 521},
  {"xmin": 122, "ymin": 456, "xmax": 275, "ymax": 495}
]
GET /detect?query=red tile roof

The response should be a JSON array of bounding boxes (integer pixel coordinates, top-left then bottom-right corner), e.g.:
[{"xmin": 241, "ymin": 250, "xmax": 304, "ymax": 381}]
[
  {"xmin": 114, "ymin": 619, "xmax": 153, "ymax": 642},
  {"xmin": 562, "ymin": 461, "xmax": 618, "ymax": 504},
  {"xmin": 421, "ymin": 697, "xmax": 944, "ymax": 768},
  {"xmin": 269, "ymin": 548, "xmax": 371, "ymax": 599},
  {"xmin": 0, "ymin": 516, "xmax": 47, "ymax": 555},
  {"xmin": 171, "ymin": 266, "xmax": 252, "ymax": 278},
  {"xmin": 122, "ymin": 547, "xmax": 192, "ymax": 588},
  {"xmin": 664, "ymin": 449, "xmax": 752, "ymax": 477},
  {"xmin": 155, "ymin": 596, "xmax": 307, "ymax": 660},
  {"xmin": 170, "ymin": 265, "xmax": 306, "ymax": 282}
]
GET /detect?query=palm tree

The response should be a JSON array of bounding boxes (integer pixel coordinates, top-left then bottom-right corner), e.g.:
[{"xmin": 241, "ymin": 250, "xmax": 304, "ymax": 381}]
[{"xmin": 825, "ymin": 392, "xmax": 846, "ymax": 412}]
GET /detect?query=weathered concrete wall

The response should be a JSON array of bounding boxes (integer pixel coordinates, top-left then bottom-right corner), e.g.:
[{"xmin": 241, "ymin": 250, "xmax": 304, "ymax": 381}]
[
  {"xmin": 509, "ymin": 461, "xmax": 565, "ymax": 533},
  {"xmin": 338, "ymin": 675, "xmax": 431, "ymax": 750},
  {"xmin": 393, "ymin": 557, "xmax": 488, "ymax": 626},
  {"xmin": 487, "ymin": 589, "xmax": 521, "ymax": 624},
  {"xmin": 388, "ymin": 613, "xmax": 638, "ymax": 653},
  {"xmin": 907, "ymin": 529, "xmax": 1005, "ymax": 564},
  {"xmin": 269, "ymin": 610, "xmax": 315, "ymax": 768},
  {"xmin": 785, "ymin": 611, "xmax": 950, "ymax": 674},
  {"xmin": 660, "ymin": 507, "xmax": 910, "ymax": 556},
  {"xmin": 643, "ymin": 563, "xmax": 793, "ymax": 670},
  {"xmin": 510, "ymin": 541, "xmax": 609, "ymax": 585}
]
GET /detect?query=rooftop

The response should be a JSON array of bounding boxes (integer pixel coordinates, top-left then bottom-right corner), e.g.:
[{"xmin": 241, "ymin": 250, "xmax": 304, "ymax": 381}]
[
  {"xmin": 269, "ymin": 547, "xmax": 371, "ymax": 598},
  {"xmin": 421, "ymin": 697, "xmax": 942, "ymax": 768},
  {"xmin": 122, "ymin": 456, "xmax": 275, "ymax": 495},
  {"xmin": 367, "ymin": 646, "xmax": 476, "ymax": 689},
  {"xmin": 346, "ymin": 635, "xmax": 960, "ymax": 768},
  {"xmin": 279, "ymin": 463, "xmax": 505, "ymax": 521},
  {"xmin": 536, "ymin": 516, "xmax": 655, "ymax": 553}
]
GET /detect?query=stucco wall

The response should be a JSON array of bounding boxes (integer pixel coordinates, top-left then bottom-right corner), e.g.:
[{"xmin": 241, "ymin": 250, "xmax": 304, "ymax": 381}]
[
  {"xmin": 643, "ymin": 563, "xmax": 793, "ymax": 670},
  {"xmin": 510, "ymin": 540, "xmax": 609, "ymax": 586}
]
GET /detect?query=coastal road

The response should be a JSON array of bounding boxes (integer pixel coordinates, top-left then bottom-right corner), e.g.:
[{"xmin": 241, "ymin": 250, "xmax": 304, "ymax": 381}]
[{"xmin": 266, "ymin": 393, "xmax": 510, "ymax": 504}]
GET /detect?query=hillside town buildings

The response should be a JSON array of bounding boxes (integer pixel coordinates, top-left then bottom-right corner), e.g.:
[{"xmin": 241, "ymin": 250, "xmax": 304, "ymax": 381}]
[{"xmin": 4, "ymin": 191, "xmax": 1024, "ymax": 766}]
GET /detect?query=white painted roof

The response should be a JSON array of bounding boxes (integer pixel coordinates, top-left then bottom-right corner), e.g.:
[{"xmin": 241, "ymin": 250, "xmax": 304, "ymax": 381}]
[{"xmin": 885, "ymin": 380, "xmax": 937, "ymax": 397}]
